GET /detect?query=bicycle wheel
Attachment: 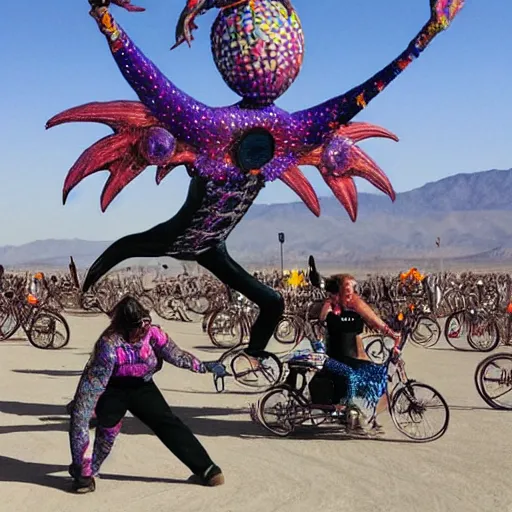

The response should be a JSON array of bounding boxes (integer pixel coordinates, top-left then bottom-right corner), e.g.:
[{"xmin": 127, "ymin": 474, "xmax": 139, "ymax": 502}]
[
  {"xmin": 28, "ymin": 311, "xmax": 70, "ymax": 349},
  {"xmin": 155, "ymin": 295, "xmax": 181, "ymax": 321},
  {"xmin": 274, "ymin": 315, "xmax": 299, "ymax": 344},
  {"xmin": 79, "ymin": 293, "xmax": 99, "ymax": 312},
  {"xmin": 230, "ymin": 350, "xmax": 283, "ymax": 391},
  {"xmin": 410, "ymin": 315, "xmax": 441, "ymax": 348},
  {"xmin": 467, "ymin": 319, "xmax": 500, "ymax": 352},
  {"xmin": 0, "ymin": 309, "xmax": 20, "ymax": 341},
  {"xmin": 390, "ymin": 382, "xmax": 449, "ymax": 442},
  {"xmin": 207, "ymin": 309, "xmax": 243, "ymax": 348},
  {"xmin": 475, "ymin": 353, "xmax": 512, "ymax": 409},
  {"xmin": 444, "ymin": 311, "xmax": 470, "ymax": 350},
  {"xmin": 256, "ymin": 386, "xmax": 306, "ymax": 436},
  {"xmin": 186, "ymin": 295, "xmax": 210, "ymax": 315},
  {"xmin": 95, "ymin": 290, "xmax": 118, "ymax": 315},
  {"xmin": 364, "ymin": 336, "xmax": 390, "ymax": 364}
]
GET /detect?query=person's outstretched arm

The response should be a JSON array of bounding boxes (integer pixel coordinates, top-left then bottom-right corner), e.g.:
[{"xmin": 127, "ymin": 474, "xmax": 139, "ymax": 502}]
[
  {"xmin": 150, "ymin": 326, "xmax": 206, "ymax": 373},
  {"xmin": 69, "ymin": 338, "xmax": 116, "ymax": 476},
  {"xmin": 345, "ymin": 294, "xmax": 399, "ymax": 344}
]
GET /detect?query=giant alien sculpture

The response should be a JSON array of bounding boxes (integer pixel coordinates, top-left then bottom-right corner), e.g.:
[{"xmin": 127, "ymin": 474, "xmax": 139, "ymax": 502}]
[{"xmin": 47, "ymin": 0, "xmax": 464, "ymax": 356}]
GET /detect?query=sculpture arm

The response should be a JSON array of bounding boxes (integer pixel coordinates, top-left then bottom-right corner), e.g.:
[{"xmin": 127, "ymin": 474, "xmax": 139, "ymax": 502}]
[
  {"xmin": 89, "ymin": 5, "xmax": 210, "ymax": 141},
  {"xmin": 292, "ymin": 0, "xmax": 465, "ymax": 145}
]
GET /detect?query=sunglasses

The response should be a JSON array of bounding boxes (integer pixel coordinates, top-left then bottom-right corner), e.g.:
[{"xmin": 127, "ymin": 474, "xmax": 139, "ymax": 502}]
[{"xmin": 138, "ymin": 317, "xmax": 151, "ymax": 328}]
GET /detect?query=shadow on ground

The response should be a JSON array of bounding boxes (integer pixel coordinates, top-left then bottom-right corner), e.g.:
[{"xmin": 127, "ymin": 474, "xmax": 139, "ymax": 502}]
[
  {"xmin": 0, "ymin": 400, "xmax": 259, "ymax": 438},
  {"xmin": 0, "ymin": 455, "xmax": 193, "ymax": 492},
  {"xmin": 12, "ymin": 369, "xmax": 82, "ymax": 377}
]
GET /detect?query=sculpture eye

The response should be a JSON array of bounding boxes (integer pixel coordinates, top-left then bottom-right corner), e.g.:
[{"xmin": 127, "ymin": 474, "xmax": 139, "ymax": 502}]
[{"xmin": 235, "ymin": 128, "xmax": 275, "ymax": 172}]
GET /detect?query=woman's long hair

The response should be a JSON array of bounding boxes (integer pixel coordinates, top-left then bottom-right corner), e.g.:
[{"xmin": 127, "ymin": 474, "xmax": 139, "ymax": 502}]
[
  {"xmin": 84, "ymin": 296, "xmax": 151, "ymax": 369},
  {"xmin": 325, "ymin": 274, "xmax": 357, "ymax": 302},
  {"xmin": 105, "ymin": 295, "xmax": 151, "ymax": 342}
]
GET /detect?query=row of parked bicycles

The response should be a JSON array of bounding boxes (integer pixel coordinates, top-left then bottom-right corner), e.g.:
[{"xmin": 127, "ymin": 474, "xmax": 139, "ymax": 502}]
[{"xmin": 1, "ymin": 261, "xmax": 511, "ymax": 442}]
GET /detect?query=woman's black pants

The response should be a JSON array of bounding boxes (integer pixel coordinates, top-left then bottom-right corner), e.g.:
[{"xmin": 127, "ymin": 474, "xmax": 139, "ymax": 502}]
[{"xmin": 95, "ymin": 378, "xmax": 216, "ymax": 476}]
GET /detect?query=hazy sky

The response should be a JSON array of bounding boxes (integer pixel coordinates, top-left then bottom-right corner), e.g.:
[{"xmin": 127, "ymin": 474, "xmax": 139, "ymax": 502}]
[{"xmin": 0, "ymin": 1, "xmax": 510, "ymax": 246}]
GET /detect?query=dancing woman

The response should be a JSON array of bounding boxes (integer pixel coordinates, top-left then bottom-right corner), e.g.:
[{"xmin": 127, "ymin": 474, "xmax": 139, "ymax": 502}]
[{"xmin": 68, "ymin": 296, "xmax": 225, "ymax": 493}]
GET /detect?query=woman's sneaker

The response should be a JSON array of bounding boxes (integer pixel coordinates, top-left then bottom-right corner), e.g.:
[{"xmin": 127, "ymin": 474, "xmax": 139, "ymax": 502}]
[
  {"xmin": 368, "ymin": 419, "xmax": 385, "ymax": 436},
  {"xmin": 71, "ymin": 476, "xmax": 96, "ymax": 494},
  {"xmin": 345, "ymin": 404, "xmax": 366, "ymax": 433},
  {"xmin": 200, "ymin": 465, "xmax": 225, "ymax": 487}
]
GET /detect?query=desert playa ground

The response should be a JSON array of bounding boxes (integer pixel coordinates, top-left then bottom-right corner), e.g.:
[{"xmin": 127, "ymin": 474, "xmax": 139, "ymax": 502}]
[{"xmin": 1, "ymin": 313, "xmax": 511, "ymax": 512}]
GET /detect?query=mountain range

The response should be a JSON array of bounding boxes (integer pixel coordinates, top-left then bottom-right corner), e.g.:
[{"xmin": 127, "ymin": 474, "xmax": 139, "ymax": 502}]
[{"xmin": 2, "ymin": 168, "xmax": 512, "ymax": 272}]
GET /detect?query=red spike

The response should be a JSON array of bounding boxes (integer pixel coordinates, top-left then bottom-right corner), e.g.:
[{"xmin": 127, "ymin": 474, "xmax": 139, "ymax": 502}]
[
  {"xmin": 46, "ymin": 101, "xmax": 158, "ymax": 131},
  {"xmin": 344, "ymin": 145, "xmax": 396, "ymax": 201},
  {"xmin": 323, "ymin": 175, "xmax": 358, "ymax": 222},
  {"xmin": 62, "ymin": 133, "xmax": 134, "ymax": 204},
  {"xmin": 336, "ymin": 122, "xmax": 399, "ymax": 143},
  {"xmin": 279, "ymin": 166, "xmax": 320, "ymax": 217},
  {"xmin": 155, "ymin": 150, "xmax": 197, "ymax": 184},
  {"xmin": 100, "ymin": 156, "xmax": 145, "ymax": 212},
  {"xmin": 156, "ymin": 164, "xmax": 179, "ymax": 185}
]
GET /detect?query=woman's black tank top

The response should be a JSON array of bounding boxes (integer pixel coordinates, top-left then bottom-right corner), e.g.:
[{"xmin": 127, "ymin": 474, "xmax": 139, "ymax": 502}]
[{"xmin": 325, "ymin": 310, "xmax": 364, "ymax": 360}]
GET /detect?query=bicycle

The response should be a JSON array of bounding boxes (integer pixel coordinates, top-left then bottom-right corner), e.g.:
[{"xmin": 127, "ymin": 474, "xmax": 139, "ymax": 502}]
[
  {"xmin": 207, "ymin": 293, "xmax": 258, "ymax": 348},
  {"xmin": 0, "ymin": 289, "xmax": 70, "ymax": 349},
  {"xmin": 394, "ymin": 301, "xmax": 441, "ymax": 349},
  {"xmin": 210, "ymin": 342, "xmax": 283, "ymax": 393},
  {"xmin": 444, "ymin": 306, "xmax": 500, "ymax": 352},
  {"xmin": 474, "ymin": 352, "xmax": 512, "ymax": 410},
  {"xmin": 250, "ymin": 313, "xmax": 450, "ymax": 442}
]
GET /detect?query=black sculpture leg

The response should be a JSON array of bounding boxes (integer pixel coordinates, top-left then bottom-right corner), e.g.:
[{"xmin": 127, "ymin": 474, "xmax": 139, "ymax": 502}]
[
  {"xmin": 81, "ymin": 221, "xmax": 182, "ymax": 293},
  {"xmin": 196, "ymin": 243, "xmax": 284, "ymax": 356}
]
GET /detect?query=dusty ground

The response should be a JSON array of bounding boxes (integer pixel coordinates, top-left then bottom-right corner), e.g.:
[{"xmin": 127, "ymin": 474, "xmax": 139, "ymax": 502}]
[{"xmin": 1, "ymin": 313, "xmax": 511, "ymax": 512}]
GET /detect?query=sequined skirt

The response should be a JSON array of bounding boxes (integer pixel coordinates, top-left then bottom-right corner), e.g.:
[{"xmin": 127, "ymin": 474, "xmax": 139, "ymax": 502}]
[{"xmin": 324, "ymin": 357, "xmax": 388, "ymax": 408}]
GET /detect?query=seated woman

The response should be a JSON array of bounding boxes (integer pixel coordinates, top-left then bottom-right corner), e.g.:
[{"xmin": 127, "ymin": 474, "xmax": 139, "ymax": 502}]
[
  {"xmin": 68, "ymin": 295, "xmax": 226, "ymax": 493},
  {"xmin": 314, "ymin": 274, "xmax": 401, "ymax": 429}
]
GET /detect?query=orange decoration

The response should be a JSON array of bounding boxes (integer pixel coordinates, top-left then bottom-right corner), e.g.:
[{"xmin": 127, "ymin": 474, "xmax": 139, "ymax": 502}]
[
  {"xmin": 507, "ymin": 303, "xmax": 512, "ymax": 314},
  {"xmin": 355, "ymin": 92, "xmax": 367, "ymax": 108},
  {"xmin": 400, "ymin": 267, "xmax": 424, "ymax": 283},
  {"xmin": 27, "ymin": 294, "xmax": 38, "ymax": 305}
]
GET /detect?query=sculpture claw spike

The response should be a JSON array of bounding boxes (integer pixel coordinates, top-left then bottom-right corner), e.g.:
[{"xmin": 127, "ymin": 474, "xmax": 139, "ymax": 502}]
[
  {"xmin": 337, "ymin": 122, "xmax": 399, "ymax": 143},
  {"xmin": 46, "ymin": 101, "xmax": 158, "ymax": 131},
  {"xmin": 279, "ymin": 166, "xmax": 320, "ymax": 216},
  {"xmin": 155, "ymin": 152, "xmax": 198, "ymax": 184},
  {"xmin": 62, "ymin": 133, "xmax": 133, "ymax": 205},
  {"xmin": 346, "ymin": 145, "xmax": 395, "ymax": 201},
  {"xmin": 100, "ymin": 157, "xmax": 146, "ymax": 212},
  {"xmin": 324, "ymin": 175, "xmax": 358, "ymax": 221}
]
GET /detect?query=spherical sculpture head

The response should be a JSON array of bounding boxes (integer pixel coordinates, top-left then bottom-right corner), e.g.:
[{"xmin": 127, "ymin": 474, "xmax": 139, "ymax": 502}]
[{"xmin": 211, "ymin": 0, "xmax": 304, "ymax": 106}]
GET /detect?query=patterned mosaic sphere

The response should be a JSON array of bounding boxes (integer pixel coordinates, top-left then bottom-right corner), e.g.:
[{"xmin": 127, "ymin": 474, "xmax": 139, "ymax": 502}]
[{"xmin": 210, "ymin": 0, "xmax": 304, "ymax": 106}]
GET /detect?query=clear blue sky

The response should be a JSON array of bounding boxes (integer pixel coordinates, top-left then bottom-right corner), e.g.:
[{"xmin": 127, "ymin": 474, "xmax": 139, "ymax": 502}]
[{"xmin": 0, "ymin": 0, "xmax": 510, "ymax": 246}]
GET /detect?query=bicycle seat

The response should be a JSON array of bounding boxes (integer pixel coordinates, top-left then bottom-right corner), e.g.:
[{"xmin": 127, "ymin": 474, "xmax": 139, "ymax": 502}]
[{"xmin": 307, "ymin": 255, "xmax": 323, "ymax": 289}]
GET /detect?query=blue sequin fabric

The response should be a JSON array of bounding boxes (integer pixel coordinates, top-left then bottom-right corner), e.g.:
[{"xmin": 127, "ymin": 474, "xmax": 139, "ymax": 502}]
[{"xmin": 324, "ymin": 358, "xmax": 387, "ymax": 409}]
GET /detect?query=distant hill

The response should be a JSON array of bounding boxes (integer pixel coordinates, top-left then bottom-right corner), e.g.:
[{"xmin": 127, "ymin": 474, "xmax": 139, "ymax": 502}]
[{"xmin": 2, "ymin": 168, "xmax": 512, "ymax": 270}]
